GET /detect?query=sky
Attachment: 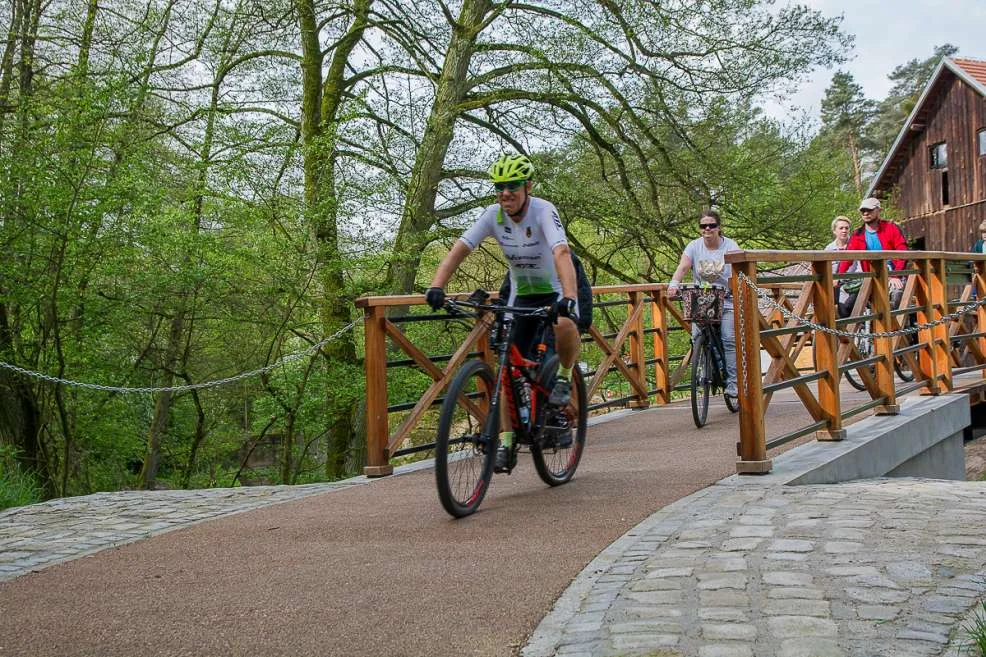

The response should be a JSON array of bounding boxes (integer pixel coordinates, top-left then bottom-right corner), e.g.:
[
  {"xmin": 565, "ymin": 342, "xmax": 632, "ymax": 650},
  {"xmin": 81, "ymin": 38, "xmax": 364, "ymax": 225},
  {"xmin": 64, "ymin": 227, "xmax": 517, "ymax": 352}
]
[{"xmin": 766, "ymin": 0, "xmax": 986, "ymax": 123}]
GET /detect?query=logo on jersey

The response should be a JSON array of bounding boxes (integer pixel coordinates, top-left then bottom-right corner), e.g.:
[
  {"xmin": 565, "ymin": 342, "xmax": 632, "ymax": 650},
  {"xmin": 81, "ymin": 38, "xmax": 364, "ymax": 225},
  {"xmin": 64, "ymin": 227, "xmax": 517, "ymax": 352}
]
[
  {"xmin": 525, "ymin": 226, "xmax": 532, "ymax": 239},
  {"xmin": 552, "ymin": 211, "xmax": 562, "ymax": 230}
]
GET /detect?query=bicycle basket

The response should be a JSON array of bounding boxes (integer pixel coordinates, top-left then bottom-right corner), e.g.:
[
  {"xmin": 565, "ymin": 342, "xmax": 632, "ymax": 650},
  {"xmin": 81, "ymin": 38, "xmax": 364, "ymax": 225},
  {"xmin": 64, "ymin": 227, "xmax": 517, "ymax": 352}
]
[{"xmin": 682, "ymin": 286, "xmax": 726, "ymax": 322}]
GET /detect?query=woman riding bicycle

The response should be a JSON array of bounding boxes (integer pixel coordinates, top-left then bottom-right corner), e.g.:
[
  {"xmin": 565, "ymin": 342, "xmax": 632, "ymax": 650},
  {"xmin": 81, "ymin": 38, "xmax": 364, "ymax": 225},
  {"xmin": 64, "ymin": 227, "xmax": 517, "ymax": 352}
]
[
  {"xmin": 425, "ymin": 153, "xmax": 581, "ymax": 472},
  {"xmin": 667, "ymin": 209, "xmax": 740, "ymax": 402}
]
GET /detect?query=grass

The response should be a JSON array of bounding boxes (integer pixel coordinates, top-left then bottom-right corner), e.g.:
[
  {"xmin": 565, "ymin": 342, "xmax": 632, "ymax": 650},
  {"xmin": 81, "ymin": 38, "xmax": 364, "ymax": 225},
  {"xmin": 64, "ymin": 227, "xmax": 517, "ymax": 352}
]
[
  {"xmin": 0, "ymin": 445, "xmax": 43, "ymax": 511},
  {"xmin": 962, "ymin": 599, "xmax": 986, "ymax": 656}
]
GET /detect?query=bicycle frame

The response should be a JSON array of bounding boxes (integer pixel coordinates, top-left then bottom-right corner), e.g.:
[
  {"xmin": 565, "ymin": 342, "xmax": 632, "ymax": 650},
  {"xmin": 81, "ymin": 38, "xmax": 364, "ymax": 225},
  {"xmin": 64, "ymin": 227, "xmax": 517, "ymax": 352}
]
[
  {"xmin": 449, "ymin": 296, "xmax": 553, "ymax": 443},
  {"xmin": 695, "ymin": 321, "xmax": 729, "ymax": 390}
]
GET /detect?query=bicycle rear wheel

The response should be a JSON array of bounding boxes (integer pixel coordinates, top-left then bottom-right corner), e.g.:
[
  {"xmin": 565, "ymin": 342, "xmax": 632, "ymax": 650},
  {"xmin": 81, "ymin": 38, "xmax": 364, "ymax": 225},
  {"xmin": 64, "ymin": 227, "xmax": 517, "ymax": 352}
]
[
  {"xmin": 894, "ymin": 323, "xmax": 916, "ymax": 382},
  {"xmin": 844, "ymin": 323, "xmax": 873, "ymax": 391},
  {"xmin": 691, "ymin": 333, "xmax": 711, "ymax": 428},
  {"xmin": 531, "ymin": 355, "xmax": 587, "ymax": 486},
  {"xmin": 435, "ymin": 359, "xmax": 496, "ymax": 518}
]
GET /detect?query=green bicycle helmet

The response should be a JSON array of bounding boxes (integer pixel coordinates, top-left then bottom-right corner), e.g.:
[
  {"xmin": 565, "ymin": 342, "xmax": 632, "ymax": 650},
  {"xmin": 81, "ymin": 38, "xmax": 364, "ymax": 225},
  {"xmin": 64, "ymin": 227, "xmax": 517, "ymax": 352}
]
[{"xmin": 488, "ymin": 154, "xmax": 534, "ymax": 183}]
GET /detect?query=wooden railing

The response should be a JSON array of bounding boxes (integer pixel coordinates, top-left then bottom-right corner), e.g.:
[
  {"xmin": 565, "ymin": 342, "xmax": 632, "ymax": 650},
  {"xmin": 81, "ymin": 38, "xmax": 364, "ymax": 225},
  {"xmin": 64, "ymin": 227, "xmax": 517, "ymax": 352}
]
[
  {"xmin": 728, "ymin": 250, "xmax": 986, "ymax": 474},
  {"xmin": 355, "ymin": 282, "xmax": 793, "ymax": 476},
  {"xmin": 355, "ymin": 251, "xmax": 986, "ymax": 478}
]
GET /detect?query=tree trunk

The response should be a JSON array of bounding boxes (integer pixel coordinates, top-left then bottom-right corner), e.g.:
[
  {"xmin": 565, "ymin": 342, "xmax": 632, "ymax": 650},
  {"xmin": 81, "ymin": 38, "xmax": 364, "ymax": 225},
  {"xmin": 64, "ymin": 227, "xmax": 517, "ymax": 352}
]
[
  {"xmin": 296, "ymin": 0, "xmax": 368, "ymax": 479},
  {"xmin": 384, "ymin": 0, "xmax": 492, "ymax": 295}
]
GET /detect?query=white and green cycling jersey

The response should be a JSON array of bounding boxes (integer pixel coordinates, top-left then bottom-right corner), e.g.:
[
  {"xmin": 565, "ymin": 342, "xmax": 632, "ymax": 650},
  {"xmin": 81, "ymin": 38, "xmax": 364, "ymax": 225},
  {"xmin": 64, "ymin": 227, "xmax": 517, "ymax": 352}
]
[{"xmin": 459, "ymin": 197, "xmax": 568, "ymax": 303}]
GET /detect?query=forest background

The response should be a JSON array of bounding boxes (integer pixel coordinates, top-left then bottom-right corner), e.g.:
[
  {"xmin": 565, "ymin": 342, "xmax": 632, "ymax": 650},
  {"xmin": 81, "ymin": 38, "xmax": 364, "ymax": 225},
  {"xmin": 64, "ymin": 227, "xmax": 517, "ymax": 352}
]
[{"xmin": 0, "ymin": 0, "xmax": 961, "ymax": 507}]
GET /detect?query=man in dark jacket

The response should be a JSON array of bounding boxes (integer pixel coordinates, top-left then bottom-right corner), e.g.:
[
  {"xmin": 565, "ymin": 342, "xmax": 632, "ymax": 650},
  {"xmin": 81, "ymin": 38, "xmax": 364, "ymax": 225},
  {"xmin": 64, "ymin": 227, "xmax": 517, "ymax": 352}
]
[{"xmin": 835, "ymin": 197, "xmax": 908, "ymax": 318}]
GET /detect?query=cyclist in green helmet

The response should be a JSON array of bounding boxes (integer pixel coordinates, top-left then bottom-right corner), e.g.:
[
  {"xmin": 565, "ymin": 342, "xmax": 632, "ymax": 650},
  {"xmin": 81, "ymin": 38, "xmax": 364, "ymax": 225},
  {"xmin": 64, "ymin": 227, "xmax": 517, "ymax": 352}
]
[{"xmin": 426, "ymin": 153, "xmax": 581, "ymax": 472}]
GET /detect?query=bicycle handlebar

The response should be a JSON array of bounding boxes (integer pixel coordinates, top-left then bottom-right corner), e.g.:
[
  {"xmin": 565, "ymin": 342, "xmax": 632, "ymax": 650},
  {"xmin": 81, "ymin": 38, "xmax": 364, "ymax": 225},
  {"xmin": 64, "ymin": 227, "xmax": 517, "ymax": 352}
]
[{"xmin": 443, "ymin": 290, "xmax": 550, "ymax": 318}]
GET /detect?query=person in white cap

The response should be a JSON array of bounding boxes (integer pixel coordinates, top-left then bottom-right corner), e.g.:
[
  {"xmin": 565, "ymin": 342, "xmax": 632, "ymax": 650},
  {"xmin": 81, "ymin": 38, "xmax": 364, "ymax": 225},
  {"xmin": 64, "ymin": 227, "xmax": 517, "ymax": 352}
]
[{"xmin": 835, "ymin": 197, "xmax": 908, "ymax": 318}]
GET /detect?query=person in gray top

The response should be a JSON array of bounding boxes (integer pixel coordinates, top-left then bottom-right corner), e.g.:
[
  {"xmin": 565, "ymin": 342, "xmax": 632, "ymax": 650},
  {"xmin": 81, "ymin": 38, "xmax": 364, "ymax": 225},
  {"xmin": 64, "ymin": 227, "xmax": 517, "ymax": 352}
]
[{"xmin": 667, "ymin": 210, "xmax": 740, "ymax": 399}]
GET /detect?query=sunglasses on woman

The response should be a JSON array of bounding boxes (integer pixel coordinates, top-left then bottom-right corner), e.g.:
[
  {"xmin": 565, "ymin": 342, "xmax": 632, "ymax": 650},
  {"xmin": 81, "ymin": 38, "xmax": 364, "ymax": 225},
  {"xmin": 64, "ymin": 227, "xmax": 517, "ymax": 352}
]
[{"xmin": 699, "ymin": 222, "xmax": 719, "ymax": 230}]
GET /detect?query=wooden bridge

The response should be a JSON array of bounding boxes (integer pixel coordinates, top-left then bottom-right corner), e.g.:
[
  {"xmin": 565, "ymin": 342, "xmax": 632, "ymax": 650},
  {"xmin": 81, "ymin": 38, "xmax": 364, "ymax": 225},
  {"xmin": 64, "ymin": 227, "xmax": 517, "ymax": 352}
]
[{"xmin": 354, "ymin": 250, "xmax": 986, "ymax": 478}]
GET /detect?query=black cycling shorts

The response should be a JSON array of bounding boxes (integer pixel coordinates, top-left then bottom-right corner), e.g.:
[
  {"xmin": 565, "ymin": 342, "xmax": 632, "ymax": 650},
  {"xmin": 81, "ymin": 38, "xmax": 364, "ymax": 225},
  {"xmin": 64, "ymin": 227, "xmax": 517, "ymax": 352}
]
[{"xmin": 511, "ymin": 292, "xmax": 559, "ymax": 358}]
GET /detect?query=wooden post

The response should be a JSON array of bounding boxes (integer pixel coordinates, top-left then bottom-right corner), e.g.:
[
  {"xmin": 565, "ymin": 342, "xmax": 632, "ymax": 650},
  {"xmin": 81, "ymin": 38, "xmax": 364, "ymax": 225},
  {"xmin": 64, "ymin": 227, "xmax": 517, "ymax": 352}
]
[
  {"xmin": 916, "ymin": 259, "xmax": 941, "ymax": 394},
  {"xmin": 652, "ymin": 288, "xmax": 670, "ymax": 405},
  {"xmin": 360, "ymin": 303, "xmax": 393, "ymax": 477},
  {"xmin": 811, "ymin": 260, "xmax": 844, "ymax": 439},
  {"xmin": 870, "ymin": 260, "xmax": 899, "ymax": 414},
  {"xmin": 628, "ymin": 291, "xmax": 649, "ymax": 408},
  {"xmin": 732, "ymin": 261, "xmax": 770, "ymax": 474},
  {"xmin": 977, "ymin": 261, "xmax": 986, "ymax": 381},
  {"xmin": 931, "ymin": 257, "xmax": 953, "ymax": 391}
]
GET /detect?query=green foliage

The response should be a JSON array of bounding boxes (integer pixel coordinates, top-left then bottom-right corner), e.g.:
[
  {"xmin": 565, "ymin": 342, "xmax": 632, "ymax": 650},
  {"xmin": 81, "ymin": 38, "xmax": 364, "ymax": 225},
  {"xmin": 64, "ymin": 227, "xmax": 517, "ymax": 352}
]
[
  {"xmin": 0, "ymin": 0, "xmax": 937, "ymax": 501},
  {"xmin": 0, "ymin": 446, "xmax": 43, "ymax": 510}
]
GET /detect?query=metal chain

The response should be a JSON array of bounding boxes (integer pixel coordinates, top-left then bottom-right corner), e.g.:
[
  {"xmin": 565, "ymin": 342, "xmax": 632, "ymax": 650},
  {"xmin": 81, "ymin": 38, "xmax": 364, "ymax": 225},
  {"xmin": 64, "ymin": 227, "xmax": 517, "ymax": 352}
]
[
  {"xmin": 737, "ymin": 272, "xmax": 986, "ymax": 339},
  {"xmin": 0, "ymin": 319, "xmax": 361, "ymax": 394}
]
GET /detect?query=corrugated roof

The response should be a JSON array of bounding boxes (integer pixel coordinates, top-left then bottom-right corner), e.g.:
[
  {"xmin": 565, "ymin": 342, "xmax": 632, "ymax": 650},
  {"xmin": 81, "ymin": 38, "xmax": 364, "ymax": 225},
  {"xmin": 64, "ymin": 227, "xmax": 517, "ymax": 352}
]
[{"xmin": 953, "ymin": 58, "xmax": 986, "ymax": 88}]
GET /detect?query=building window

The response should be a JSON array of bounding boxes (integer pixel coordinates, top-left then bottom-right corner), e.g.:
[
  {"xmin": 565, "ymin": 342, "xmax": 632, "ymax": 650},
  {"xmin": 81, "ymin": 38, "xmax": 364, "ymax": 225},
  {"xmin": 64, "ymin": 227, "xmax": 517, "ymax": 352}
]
[
  {"xmin": 979, "ymin": 129, "xmax": 986, "ymax": 156},
  {"xmin": 930, "ymin": 141, "xmax": 948, "ymax": 169}
]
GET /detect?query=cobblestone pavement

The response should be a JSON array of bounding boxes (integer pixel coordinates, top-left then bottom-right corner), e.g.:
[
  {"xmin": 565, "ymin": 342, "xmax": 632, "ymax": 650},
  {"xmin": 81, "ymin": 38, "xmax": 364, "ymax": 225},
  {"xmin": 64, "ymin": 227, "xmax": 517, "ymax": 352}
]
[
  {"xmin": 523, "ymin": 478, "xmax": 986, "ymax": 657},
  {"xmin": 0, "ymin": 479, "xmax": 367, "ymax": 582}
]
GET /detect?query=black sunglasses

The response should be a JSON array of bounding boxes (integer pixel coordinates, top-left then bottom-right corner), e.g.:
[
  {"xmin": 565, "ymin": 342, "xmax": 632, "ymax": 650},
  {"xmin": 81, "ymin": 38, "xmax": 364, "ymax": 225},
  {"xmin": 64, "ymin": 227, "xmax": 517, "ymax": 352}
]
[
  {"xmin": 493, "ymin": 180, "xmax": 526, "ymax": 192},
  {"xmin": 699, "ymin": 222, "xmax": 719, "ymax": 230}
]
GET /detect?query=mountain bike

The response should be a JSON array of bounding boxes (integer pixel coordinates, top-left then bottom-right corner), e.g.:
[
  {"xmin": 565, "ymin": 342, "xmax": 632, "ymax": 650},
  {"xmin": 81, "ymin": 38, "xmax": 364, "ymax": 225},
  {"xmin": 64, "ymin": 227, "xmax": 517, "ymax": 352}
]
[
  {"xmin": 434, "ymin": 289, "xmax": 587, "ymax": 518},
  {"xmin": 681, "ymin": 284, "xmax": 739, "ymax": 428}
]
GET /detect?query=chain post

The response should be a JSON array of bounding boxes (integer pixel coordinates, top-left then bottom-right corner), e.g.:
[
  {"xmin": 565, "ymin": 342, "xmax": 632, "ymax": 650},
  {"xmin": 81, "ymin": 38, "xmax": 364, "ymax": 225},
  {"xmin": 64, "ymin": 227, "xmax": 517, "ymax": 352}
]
[
  {"xmin": 811, "ymin": 260, "xmax": 844, "ymax": 439},
  {"xmin": 627, "ymin": 291, "xmax": 649, "ymax": 408},
  {"xmin": 651, "ymin": 288, "xmax": 670, "ymax": 405},
  {"xmin": 731, "ymin": 261, "xmax": 770, "ymax": 474},
  {"xmin": 869, "ymin": 260, "xmax": 899, "ymax": 414},
  {"xmin": 361, "ymin": 304, "xmax": 394, "ymax": 477},
  {"xmin": 977, "ymin": 261, "xmax": 986, "ymax": 380},
  {"xmin": 931, "ymin": 257, "xmax": 953, "ymax": 392}
]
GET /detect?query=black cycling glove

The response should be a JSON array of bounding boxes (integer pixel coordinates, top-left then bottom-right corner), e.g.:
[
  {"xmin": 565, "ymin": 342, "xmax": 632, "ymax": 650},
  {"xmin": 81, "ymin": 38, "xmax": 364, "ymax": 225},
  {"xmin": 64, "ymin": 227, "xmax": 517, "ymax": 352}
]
[
  {"xmin": 549, "ymin": 297, "xmax": 577, "ymax": 324},
  {"xmin": 425, "ymin": 287, "xmax": 446, "ymax": 311}
]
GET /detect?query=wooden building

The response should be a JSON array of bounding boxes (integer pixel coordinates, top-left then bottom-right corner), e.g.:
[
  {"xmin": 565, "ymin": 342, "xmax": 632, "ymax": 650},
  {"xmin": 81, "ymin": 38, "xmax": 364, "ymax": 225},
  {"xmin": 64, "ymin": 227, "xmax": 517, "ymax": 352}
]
[{"xmin": 867, "ymin": 57, "xmax": 986, "ymax": 252}]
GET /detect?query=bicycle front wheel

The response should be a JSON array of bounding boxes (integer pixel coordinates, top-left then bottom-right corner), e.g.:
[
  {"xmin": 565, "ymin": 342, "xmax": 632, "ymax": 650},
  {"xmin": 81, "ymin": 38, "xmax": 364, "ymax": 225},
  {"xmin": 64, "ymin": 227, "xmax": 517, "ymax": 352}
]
[
  {"xmin": 531, "ymin": 355, "xmax": 587, "ymax": 486},
  {"xmin": 435, "ymin": 359, "xmax": 496, "ymax": 518},
  {"xmin": 691, "ymin": 333, "xmax": 711, "ymax": 428}
]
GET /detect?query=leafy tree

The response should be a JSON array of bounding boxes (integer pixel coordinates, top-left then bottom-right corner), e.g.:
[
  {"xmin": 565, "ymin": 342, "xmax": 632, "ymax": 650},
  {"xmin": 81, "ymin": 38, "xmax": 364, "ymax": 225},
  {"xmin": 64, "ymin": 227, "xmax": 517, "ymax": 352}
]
[
  {"xmin": 376, "ymin": 0, "xmax": 851, "ymax": 296},
  {"xmin": 819, "ymin": 71, "xmax": 877, "ymax": 196},
  {"xmin": 864, "ymin": 44, "xmax": 958, "ymax": 168}
]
